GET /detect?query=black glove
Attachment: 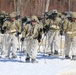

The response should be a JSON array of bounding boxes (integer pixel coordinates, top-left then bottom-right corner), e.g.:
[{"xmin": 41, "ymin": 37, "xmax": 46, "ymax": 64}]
[
  {"xmin": 40, "ymin": 28, "xmax": 43, "ymax": 32},
  {"xmin": 21, "ymin": 37, "xmax": 24, "ymax": 41},
  {"xmin": 16, "ymin": 32, "xmax": 21, "ymax": 36},
  {"xmin": 4, "ymin": 26, "xmax": 7, "ymax": 30},
  {"xmin": 3, "ymin": 26, "xmax": 7, "ymax": 33},
  {"xmin": 60, "ymin": 30, "xmax": 64, "ymax": 35},
  {"xmin": 1, "ymin": 30, "xmax": 5, "ymax": 34},
  {"xmin": 45, "ymin": 25, "xmax": 50, "ymax": 32}
]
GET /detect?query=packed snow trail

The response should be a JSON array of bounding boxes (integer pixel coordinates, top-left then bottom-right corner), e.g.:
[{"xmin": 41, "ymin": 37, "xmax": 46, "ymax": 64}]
[{"xmin": 0, "ymin": 53, "xmax": 76, "ymax": 75}]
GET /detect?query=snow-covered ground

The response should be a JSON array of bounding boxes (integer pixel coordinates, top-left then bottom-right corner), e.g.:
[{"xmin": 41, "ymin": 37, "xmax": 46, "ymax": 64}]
[
  {"xmin": 0, "ymin": 53, "xmax": 76, "ymax": 75},
  {"xmin": 0, "ymin": 35, "xmax": 76, "ymax": 75}
]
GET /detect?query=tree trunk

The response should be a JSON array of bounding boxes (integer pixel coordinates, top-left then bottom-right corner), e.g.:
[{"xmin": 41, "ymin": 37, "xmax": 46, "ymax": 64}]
[
  {"xmin": 45, "ymin": 0, "xmax": 50, "ymax": 12},
  {"xmin": 13, "ymin": 0, "xmax": 17, "ymax": 11},
  {"xmin": 17, "ymin": 0, "xmax": 22, "ymax": 15}
]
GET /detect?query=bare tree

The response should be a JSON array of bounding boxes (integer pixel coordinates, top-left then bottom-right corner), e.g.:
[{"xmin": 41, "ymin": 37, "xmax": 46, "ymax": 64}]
[
  {"xmin": 13, "ymin": 0, "xmax": 17, "ymax": 11},
  {"xmin": 16, "ymin": 0, "xmax": 22, "ymax": 15},
  {"xmin": 45, "ymin": 0, "xmax": 50, "ymax": 12}
]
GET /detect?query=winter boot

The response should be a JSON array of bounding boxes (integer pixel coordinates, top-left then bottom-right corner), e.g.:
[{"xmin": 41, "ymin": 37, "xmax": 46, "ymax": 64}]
[
  {"xmin": 65, "ymin": 55, "xmax": 70, "ymax": 59},
  {"xmin": 54, "ymin": 50, "xmax": 58, "ymax": 55},
  {"xmin": 5, "ymin": 55, "xmax": 10, "ymax": 59},
  {"xmin": 11, "ymin": 53, "xmax": 17, "ymax": 59},
  {"xmin": 25, "ymin": 53, "xmax": 30, "ymax": 62},
  {"xmin": 72, "ymin": 55, "xmax": 76, "ymax": 60},
  {"xmin": 31, "ymin": 59, "xmax": 38, "ymax": 63}
]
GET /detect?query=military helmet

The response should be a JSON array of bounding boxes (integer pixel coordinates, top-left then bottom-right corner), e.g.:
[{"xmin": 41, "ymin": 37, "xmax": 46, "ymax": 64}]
[
  {"xmin": 70, "ymin": 12, "xmax": 76, "ymax": 18},
  {"xmin": 1, "ymin": 10, "xmax": 6, "ymax": 14},
  {"xmin": 0, "ymin": 14, "xmax": 5, "ymax": 18},
  {"xmin": 31, "ymin": 15, "xmax": 39, "ymax": 23},
  {"xmin": 5, "ymin": 13, "xmax": 9, "ymax": 18},
  {"xmin": 52, "ymin": 9, "xmax": 58, "ymax": 17},
  {"xmin": 12, "ymin": 12, "xmax": 17, "ymax": 15},
  {"xmin": 0, "ymin": 10, "xmax": 6, "ymax": 18},
  {"xmin": 52, "ymin": 10, "xmax": 58, "ymax": 14},
  {"xmin": 47, "ymin": 10, "xmax": 52, "ymax": 16},
  {"xmin": 10, "ymin": 12, "xmax": 16, "ymax": 18},
  {"xmin": 57, "ymin": 12, "xmax": 61, "ymax": 17}
]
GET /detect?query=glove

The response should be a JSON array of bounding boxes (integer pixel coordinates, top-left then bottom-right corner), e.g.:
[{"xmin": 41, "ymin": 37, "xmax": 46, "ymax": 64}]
[
  {"xmin": 40, "ymin": 28, "xmax": 43, "ymax": 32},
  {"xmin": 16, "ymin": 32, "xmax": 21, "ymax": 36},
  {"xmin": 1, "ymin": 30, "xmax": 5, "ymax": 34},
  {"xmin": 18, "ymin": 32, "xmax": 21, "ymax": 34},
  {"xmin": 4, "ymin": 26, "xmax": 7, "ymax": 30},
  {"xmin": 21, "ymin": 37, "xmax": 24, "ymax": 41},
  {"xmin": 3, "ymin": 26, "xmax": 7, "ymax": 33},
  {"xmin": 60, "ymin": 30, "xmax": 63, "ymax": 35}
]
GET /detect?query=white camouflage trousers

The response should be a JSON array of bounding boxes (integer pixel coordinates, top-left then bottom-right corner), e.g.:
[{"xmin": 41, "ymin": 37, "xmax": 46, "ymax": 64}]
[
  {"xmin": 0, "ymin": 33, "xmax": 3, "ymax": 54},
  {"xmin": 24, "ymin": 38, "xmax": 38, "ymax": 59},
  {"xmin": 7, "ymin": 33, "xmax": 18, "ymax": 56},
  {"xmin": 2, "ymin": 33, "xmax": 9, "ymax": 55},
  {"xmin": 45, "ymin": 30, "xmax": 60, "ymax": 54},
  {"xmin": 64, "ymin": 34, "xmax": 76, "ymax": 57}
]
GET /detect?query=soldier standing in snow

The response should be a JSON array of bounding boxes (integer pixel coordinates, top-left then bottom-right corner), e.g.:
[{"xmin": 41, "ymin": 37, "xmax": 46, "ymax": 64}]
[
  {"xmin": 21, "ymin": 15, "xmax": 41, "ymax": 63},
  {"xmin": 2, "ymin": 12, "xmax": 21, "ymax": 58},
  {"xmin": 44, "ymin": 10, "xmax": 62, "ymax": 55},
  {"xmin": 64, "ymin": 12, "xmax": 76, "ymax": 60},
  {"xmin": 1, "ymin": 11, "xmax": 10, "ymax": 55}
]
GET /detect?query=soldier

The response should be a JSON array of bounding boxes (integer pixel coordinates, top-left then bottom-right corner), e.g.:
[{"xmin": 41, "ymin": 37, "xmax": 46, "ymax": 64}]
[
  {"xmin": 62, "ymin": 15, "xmax": 70, "ymax": 59},
  {"xmin": 64, "ymin": 12, "xmax": 76, "ymax": 60},
  {"xmin": 21, "ymin": 15, "xmax": 41, "ymax": 63},
  {"xmin": 44, "ymin": 10, "xmax": 62, "ymax": 55},
  {"xmin": 43, "ymin": 11, "xmax": 53, "ymax": 55},
  {"xmin": 0, "ymin": 11, "xmax": 9, "ymax": 55},
  {"xmin": 16, "ymin": 14, "xmax": 22, "ymax": 51},
  {"xmin": 50, "ymin": 10, "xmax": 62, "ymax": 55},
  {"xmin": 2, "ymin": 12, "xmax": 21, "ymax": 58},
  {"xmin": 43, "ymin": 18, "xmax": 51, "ymax": 55},
  {"xmin": 0, "ymin": 11, "xmax": 5, "ymax": 27},
  {"xmin": 2, "ymin": 19, "xmax": 10, "ymax": 55}
]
